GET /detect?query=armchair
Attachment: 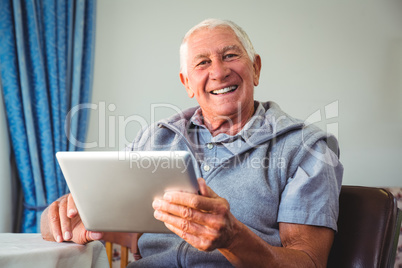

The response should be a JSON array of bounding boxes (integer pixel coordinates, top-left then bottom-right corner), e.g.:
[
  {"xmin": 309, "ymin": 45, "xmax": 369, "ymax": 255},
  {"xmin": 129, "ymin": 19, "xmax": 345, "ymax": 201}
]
[{"xmin": 102, "ymin": 186, "xmax": 402, "ymax": 267}]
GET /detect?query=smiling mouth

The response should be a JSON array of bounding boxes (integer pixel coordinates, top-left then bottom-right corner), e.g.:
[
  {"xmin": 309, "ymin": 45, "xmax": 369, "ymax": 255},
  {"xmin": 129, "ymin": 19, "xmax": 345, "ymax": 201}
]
[{"xmin": 211, "ymin": 85, "xmax": 238, "ymax": 95}]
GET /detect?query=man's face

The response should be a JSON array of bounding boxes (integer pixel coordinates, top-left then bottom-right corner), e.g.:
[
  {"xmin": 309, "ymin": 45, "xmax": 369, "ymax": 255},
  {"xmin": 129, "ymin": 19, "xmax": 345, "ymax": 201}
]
[{"xmin": 180, "ymin": 26, "xmax": 261, "ymax": 123}]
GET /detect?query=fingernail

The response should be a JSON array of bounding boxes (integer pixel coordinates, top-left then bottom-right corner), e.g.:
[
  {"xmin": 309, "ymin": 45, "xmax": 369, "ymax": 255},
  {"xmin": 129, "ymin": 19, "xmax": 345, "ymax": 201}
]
[
  {"xmin": 154, "ymin": 210, "xmax": 161, "ymax": 219},
  {"xmin": 68, "ymin": 209, "xmax": 76, "ymax": 216},
  {"xmin": 64, "ymin": 231, "xmax": 71, "ymax": 240},
  {"xmin": 152, "ymin": 199, "xmax": 161, "ymax": 209},
  {"xmin": 90, "ymin": 232, "xmax": 103, "ymax": 240},
  {"xmin": 163, "ymin": 193, "xmax": 172, "ymax": 202},
  {"xmin": 56, "ymin": 235, "xmax": 62, "ymax": 243}
]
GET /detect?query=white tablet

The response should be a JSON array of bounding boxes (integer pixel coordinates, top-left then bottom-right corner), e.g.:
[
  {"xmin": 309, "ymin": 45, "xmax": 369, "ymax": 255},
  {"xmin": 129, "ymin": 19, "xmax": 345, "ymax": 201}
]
[{"xmin": 56, "ymin": 151, "xmax": 199, "ymax": 233}]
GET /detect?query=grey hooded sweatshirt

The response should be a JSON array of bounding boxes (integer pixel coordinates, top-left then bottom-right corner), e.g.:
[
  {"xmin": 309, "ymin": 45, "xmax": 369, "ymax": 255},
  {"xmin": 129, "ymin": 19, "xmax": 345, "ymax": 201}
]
[{"xmin": 128, "ymin": 101, "xmax": 343, "ymax": 268}]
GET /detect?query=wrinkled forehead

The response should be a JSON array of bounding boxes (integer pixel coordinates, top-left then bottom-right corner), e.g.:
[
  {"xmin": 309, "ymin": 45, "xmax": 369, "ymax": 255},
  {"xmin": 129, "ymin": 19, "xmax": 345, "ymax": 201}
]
[{"xmin": 185, "ymin": 26, "xmax": 245, "ymax": 55}]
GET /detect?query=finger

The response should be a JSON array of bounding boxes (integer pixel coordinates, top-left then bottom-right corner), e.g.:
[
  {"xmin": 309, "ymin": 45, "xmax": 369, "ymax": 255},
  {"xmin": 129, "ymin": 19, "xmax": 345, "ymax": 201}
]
[
  {"xmin": 163, "ymin": 218, "xmax": 218, "ymax": 252},
  {"xmin": 163, "ymin": 192, "xmax": 208, "ymax": 211},
  {"xmin": 47, "ymin": 201, "xmax": 63, "ymax": 243},
  {"xmin": 70, "ymin": 220, "xmax": 103, "ymax": 244},
  {"xmin": 59, "ymin": 196, "xmax": 72, "ymax": 241},
  {"xmin": 163, "ymin": 191, "xmax": 226, "ymax": 213},
  {"xmin": 154, "ymin": 208, "xmax": 206, "ymax": 235},
  {"xmin": 88, "ymin": 231, "xmax": 104, "ymax": 241},
  {"xmin": 197, "ymin": 178, "xmax": 218, "ymax": 198},
  {"xmin": 153, "ymin": 198, "xmax": 219, "ymax": 226},
  {"xmin": 164, "ymin": 221, "xmax": 199, "ymax": 241},
  {"xmin": 67, "ymin": 193, "xmax": 78, "ymax": 218}
]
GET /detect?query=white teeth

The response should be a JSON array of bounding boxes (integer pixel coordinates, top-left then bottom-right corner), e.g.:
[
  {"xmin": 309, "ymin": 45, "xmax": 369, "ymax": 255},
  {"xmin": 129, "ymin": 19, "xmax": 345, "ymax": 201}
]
[{"xmin": 212, "ymin": 86, "xmax": 237, "ymax": 94}]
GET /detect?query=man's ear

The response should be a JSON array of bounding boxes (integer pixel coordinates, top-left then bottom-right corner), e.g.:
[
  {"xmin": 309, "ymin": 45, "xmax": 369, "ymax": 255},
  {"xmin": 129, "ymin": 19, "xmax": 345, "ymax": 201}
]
[
  {"xmin": 253, "ymin": 54, "xmax": 262, "ymax": 86},
  {"xmin": 180, "ymin": 72, "xmax": 195, "ymax": 98}
]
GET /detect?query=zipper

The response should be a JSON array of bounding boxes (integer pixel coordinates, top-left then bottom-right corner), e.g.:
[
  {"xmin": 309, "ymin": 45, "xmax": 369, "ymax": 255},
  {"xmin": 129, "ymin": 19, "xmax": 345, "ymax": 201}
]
[
  {"xmin": 157, "ymin": 121, "xmax": 203, "ymax": 178},
  {"xmin": 176, "ymin": 241, "xmax": 186, "ymax": 268},
  {"xmin": 158, "ymin": 121, "xmax": 304, "ymax": 179}
]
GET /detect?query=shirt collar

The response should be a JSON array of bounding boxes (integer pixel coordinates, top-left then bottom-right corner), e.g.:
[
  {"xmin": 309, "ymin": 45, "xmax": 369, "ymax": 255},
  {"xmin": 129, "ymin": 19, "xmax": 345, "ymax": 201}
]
[{"xmin": 189, "ymin": 101, "xmax": 266, "ymax": 143}]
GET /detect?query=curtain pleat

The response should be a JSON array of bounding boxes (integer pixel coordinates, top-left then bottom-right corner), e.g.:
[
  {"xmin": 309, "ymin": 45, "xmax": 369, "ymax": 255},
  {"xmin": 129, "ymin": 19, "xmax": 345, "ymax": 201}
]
[
  {"xmin": 68, "ymin": 0, "xmax": 84, "ymax": 152},
  {"xmin": 13, "ymin": 0, "xmax": 48, "ymax": 232},
  {"xmin": 77, "ymin": 0, "xmax": 95, "ymax": 146},
  {"xmin": 43, "ymin": 0, "xmax": 62, "ymax": 201},
  {"xmin": 0, "ymin": 0, "xmax": 96, "ymax": 232},
  {"xmin": 0, "ymin": 0, "xmax": 35, "ymax": 233},
  {"xmin": 56, "ymin": 0, "xmax": 69, "ymax": 196}
]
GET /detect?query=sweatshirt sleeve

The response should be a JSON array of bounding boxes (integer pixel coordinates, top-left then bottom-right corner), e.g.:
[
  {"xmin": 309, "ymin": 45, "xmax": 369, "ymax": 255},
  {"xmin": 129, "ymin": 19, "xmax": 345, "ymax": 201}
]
[{"xmin": 277, "ymin": 140, "xmax": 344, "ymax": 231}]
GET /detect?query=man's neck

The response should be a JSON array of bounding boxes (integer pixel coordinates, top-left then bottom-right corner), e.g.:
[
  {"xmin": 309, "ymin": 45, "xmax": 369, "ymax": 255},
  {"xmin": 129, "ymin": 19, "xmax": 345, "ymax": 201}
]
[{"xmin": 202, "ymin": 104, "xmax": 255, "ymax": 137}]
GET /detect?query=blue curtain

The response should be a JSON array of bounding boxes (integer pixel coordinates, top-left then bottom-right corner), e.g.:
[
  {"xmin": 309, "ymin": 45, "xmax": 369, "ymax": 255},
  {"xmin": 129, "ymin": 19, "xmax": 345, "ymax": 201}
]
[{"xmin": 0, "ymin": 0, "xmax": 96, "ymax": 233}]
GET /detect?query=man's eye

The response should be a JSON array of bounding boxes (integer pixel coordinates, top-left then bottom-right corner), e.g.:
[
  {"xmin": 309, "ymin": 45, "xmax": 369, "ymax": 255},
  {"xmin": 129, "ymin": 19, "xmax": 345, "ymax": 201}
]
[
  {"xmin": 197, "ymin": 60, "xmax": 209, "ymax": 66},
  {"xmin": 224, "ymin": 54, "xmax": 237, "ymax": 60}
]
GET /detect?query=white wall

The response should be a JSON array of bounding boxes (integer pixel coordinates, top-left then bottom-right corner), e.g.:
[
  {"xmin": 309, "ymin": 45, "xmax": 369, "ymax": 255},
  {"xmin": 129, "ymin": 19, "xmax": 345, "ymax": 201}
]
[{"xmin": 88, "ymin": 0, "xmax": 402, "ymax": 187}]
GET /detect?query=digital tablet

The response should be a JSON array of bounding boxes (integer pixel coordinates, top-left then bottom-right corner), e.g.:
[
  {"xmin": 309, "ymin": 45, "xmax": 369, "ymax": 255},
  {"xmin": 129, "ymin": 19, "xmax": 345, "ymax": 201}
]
[{"xmin": 56, "ymin": 151, "xmax": 199, "ymax": 233}]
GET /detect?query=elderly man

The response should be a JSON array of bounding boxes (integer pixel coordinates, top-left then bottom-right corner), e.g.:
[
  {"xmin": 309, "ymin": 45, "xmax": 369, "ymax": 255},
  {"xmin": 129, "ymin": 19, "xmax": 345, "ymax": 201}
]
[{"xmin": 41, "ymin": 19, "xmax": 343, "ymax": 267}]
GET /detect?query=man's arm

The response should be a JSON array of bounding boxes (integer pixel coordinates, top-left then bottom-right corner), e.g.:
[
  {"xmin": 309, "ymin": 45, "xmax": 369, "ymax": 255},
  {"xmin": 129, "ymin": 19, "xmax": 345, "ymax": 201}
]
[
  {"xmin": 153, "ymin": 178, "xmax": 334, "ymax": 267},
  {"xmin": 219, "ymin": 221, "xmax": 333, "ymax": 268}
]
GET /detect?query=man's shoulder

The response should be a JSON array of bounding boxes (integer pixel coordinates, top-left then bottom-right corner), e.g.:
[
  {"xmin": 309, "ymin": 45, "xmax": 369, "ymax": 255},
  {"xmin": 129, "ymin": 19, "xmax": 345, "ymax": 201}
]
[
  {"xmin": 159, "ymin": 105, "xmax": 200, "ymax": 125},
  {"xmin": 258, "ymin": 100, "xmax": 339, "ymax": 156},
  {"xmin": 128, "ymin": 105, "xmax": 200, "ymax": 151},
  {"xmin": 259, "ymin": 100, "xmax": 328, "ymax": 138}
]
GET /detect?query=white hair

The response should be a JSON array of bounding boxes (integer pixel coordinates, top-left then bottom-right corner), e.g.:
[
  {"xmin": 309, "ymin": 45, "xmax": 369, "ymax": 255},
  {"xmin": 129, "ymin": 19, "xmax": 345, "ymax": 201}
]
[{"xmin": 179, "ymin": 18, "xmax": 257, "ymax": 75}]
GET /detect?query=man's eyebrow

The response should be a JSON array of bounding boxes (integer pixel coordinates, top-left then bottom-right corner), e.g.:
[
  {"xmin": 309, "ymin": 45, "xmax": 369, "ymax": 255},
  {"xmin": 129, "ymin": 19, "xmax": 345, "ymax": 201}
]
[
  {"xmin": 194, "ymin": 53, "xmax": 209, "ymax": 61},
  {"xmin": 220, "ymin": 45, "xmax": 242, "ymax": 54}
]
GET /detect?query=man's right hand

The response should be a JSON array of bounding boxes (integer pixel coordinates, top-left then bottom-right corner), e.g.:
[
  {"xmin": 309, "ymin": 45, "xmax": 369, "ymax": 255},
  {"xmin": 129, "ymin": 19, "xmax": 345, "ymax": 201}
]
[{"xmin": 40, "ymin": 193, "xmax": 103, "ymax": 244}]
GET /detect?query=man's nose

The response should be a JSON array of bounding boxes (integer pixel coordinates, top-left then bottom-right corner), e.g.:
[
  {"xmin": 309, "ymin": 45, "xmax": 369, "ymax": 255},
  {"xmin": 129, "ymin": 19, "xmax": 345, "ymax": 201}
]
[{"xmin": 209, "ymin": 60, "xmax": 230, "ymax": 81}]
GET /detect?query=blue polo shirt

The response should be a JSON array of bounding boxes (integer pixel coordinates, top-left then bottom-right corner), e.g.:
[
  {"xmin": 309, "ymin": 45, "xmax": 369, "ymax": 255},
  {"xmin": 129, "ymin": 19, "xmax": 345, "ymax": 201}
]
[{"xmin": 188, "ymin": 102, "xmax": 267, "ymax": 178}]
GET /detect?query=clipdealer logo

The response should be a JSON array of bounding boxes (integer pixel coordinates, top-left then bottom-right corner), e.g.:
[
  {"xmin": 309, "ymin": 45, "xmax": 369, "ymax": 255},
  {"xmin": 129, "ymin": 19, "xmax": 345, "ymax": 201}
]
[
  {"xmin": 302, "ymin": 101, "xmax": 340, "ymax": 167},
  {"xmin": 64, "ymin": 102, "xmax": 183, "ymax": 150},
  {"xmin": 64, "ymin": 101, "xmax": 341, "ymax": 167}
]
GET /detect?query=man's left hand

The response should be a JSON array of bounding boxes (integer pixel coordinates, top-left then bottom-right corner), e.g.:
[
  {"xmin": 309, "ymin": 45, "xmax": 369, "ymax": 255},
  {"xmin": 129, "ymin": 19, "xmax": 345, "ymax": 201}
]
[{"xmin": 152, "ymin": 178, "xmax": 239, "ymax": 251}]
